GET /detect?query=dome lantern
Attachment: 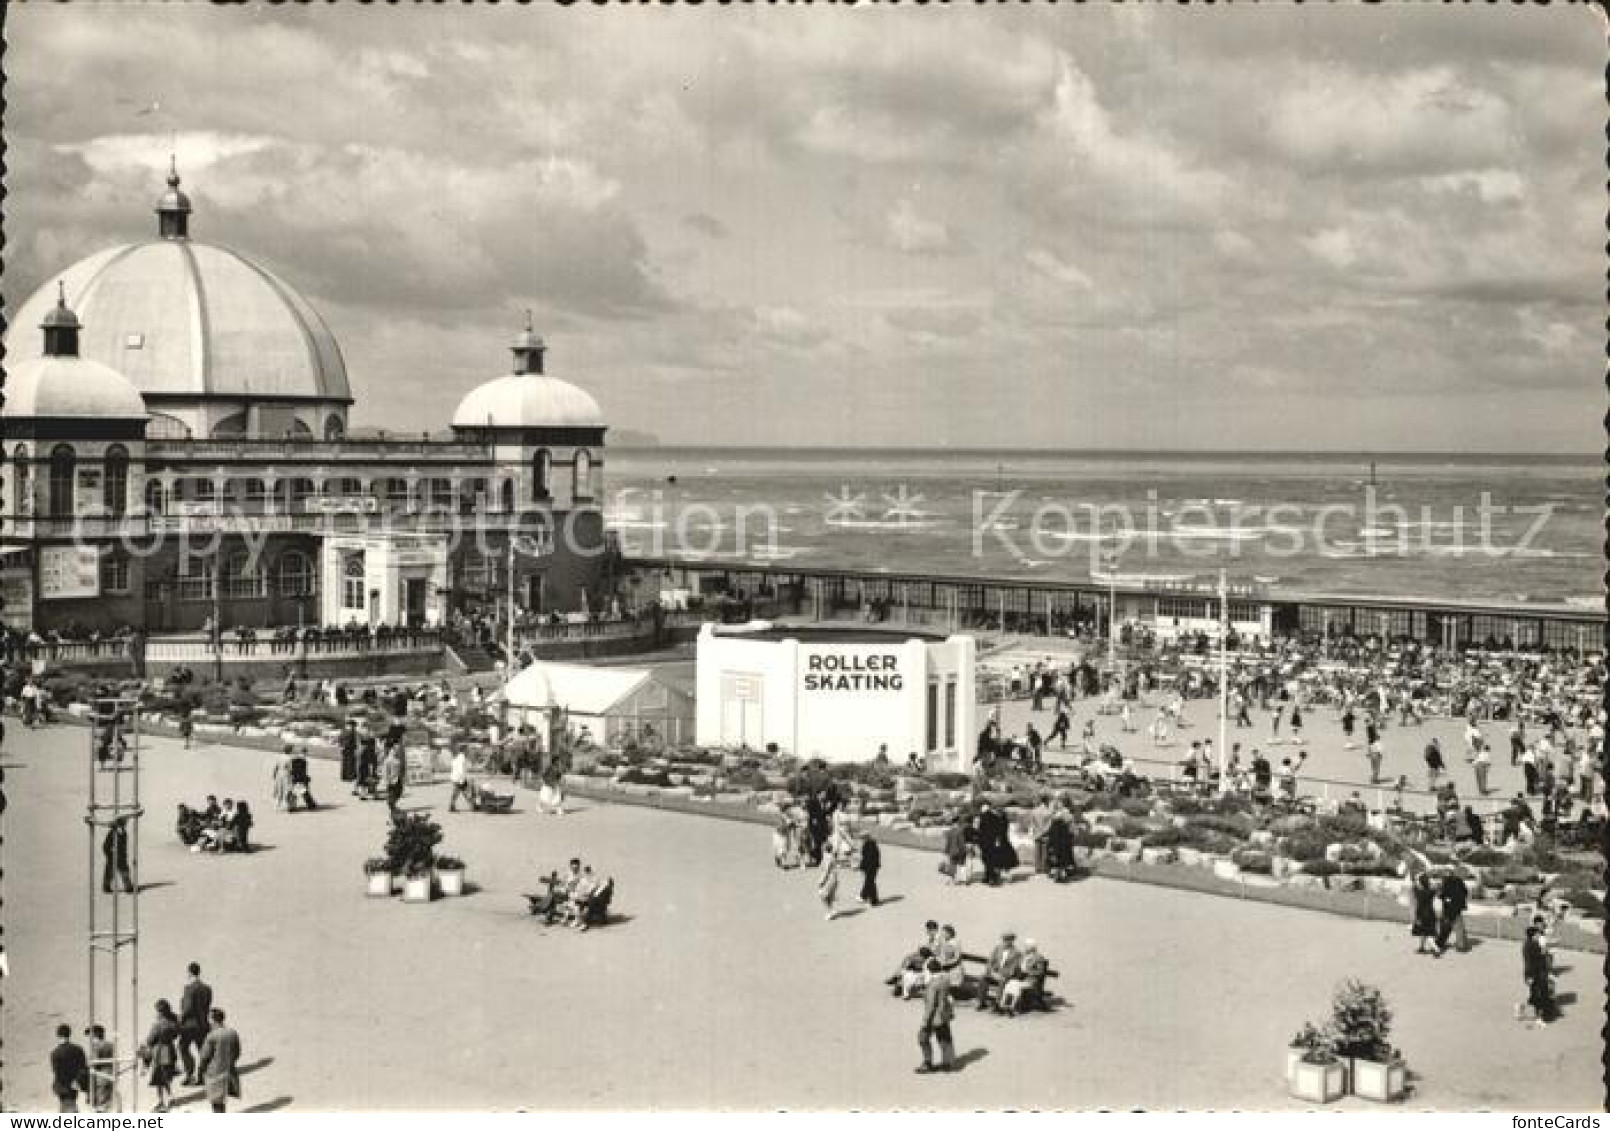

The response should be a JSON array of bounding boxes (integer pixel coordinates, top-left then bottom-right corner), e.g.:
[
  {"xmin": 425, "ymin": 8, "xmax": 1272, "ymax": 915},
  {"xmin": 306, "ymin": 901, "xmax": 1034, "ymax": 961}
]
[
  {"xmin": 156, "ymin": 155, "xmax": 192, "ymax": 240},
  {"xmin": 40, "ymin": 282, "xmax": 82, "ymax": 357},
  {"xmin": 511, "ymin": 310, "xmax": 546, "ymax": 376}
]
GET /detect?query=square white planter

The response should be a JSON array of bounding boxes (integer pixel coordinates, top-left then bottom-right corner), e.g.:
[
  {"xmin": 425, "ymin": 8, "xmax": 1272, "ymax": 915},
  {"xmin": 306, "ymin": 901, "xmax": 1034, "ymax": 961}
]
[
  {"xmin": 401, "ymin": 874, "xmax": 433, "ymax": 903},
  {"xmin": 436, "ymin": 868, "xmax": 466, "ymax": 897},
  {"xmin": 1350, "ymin": 1058, "xmax": 1406, "ymax": 1102},
  {"xmin": 1288, "ymin": 1060, "xmax": 1346, "ymax": 1104},
  {"xmin": 365, "ymin": 872, "xmax": 394, "ymax": 898},
  {"xmin": 1213, "ymin": 859, "xmax": 1241, "ymax": 881}
]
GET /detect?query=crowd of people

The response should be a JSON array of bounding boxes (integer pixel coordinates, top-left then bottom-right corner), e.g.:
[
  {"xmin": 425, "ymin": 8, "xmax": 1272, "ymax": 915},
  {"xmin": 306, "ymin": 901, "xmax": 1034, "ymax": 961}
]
[
  {"xmin": 175, "ymin": 796, "xmax": 255, "ymax": 853},
  {"xmin": 526, "ymin": 857, "xmax": 612, "ymax": 930}
]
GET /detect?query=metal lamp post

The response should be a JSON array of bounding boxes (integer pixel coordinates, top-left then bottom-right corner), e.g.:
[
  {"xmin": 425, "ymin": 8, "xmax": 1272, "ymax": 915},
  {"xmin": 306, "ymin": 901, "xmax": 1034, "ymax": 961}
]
[{"xmin": 1217, "ymin": 569, "xmax": 1229, "ymax": 793}]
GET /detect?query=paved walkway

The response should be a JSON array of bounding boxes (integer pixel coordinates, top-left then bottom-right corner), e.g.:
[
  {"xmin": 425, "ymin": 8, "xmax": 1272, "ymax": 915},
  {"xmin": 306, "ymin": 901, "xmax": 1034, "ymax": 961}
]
[{"xmin": 2, "ymin": 724, "xmax": 1601, "ymax": 1111}]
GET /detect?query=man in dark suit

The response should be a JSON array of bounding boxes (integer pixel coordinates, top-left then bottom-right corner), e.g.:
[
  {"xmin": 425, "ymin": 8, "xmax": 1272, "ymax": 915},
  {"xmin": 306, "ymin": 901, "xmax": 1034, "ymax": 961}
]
[
  {"xmin": 196, "ymin": 1008, "xmax": 242, "ymax": 1113},
  {"xmin": 857, "ymin": 832, "xmax": 881, "ymax": 907},
  {"xmin": 1435, "ymin": 868, "xmax": 1470, "ymax": 955},
  {"xmin": 178, "ymin": 962, "xmax": 213, "ymax": 1086},
  {"xmin": 101, "ymin": 817, "xmax": 134, "ymax": 893},
  {"xmin": 915, "ymin": 959, "xmax": 955, "ymax": 1074},
  {"xmin": 978, "ymin": 931, "xmax": 1022, "ymax": 1012},
  {"xmin": 49, "ymin": 1023, "xmax": 88, "ymax": 1112}
]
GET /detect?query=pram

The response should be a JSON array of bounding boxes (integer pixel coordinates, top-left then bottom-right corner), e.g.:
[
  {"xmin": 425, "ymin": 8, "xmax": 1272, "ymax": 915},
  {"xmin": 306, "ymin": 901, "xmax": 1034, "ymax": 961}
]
[{"xmin": 467, "ymin": 777, "xmax": 515, "ymax": 813}]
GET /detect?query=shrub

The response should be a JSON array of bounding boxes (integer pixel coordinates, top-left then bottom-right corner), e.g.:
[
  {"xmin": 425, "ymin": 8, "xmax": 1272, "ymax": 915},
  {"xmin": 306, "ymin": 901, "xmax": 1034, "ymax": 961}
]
[
  {"xmin": 1117, "ymin": 797, "xmax": 1155, "ymax": 818},
  {"xmin": 1461, "ymin": 847, "xmax": 1510, "ymax": 868},
  {"xmin": 1280, "ymin": 832, "xmax": 1331, "ymax": 863},
  {"xmin": 1489, "ymin": 863, "xmax": 1542, "ymax": 887},
  {"xmin": 1070, "ymin": 829, "xmax": 1110, "ymax": 849},
  {"xmin": 383, "ymin": 813, "xmax": 443, "ymax": 876},
  {"xmin": 927, "ymin": 772, "xmax": 972, "ymax": 790},
  {"xmin": 1559, "ymin": 889, "xmax": 1606, "ymax": 918},
  {"xmin": 1142, "ymin": 827, "xmax": 1186, "ymax": 848},
  {"xmin": 1232, "ymin": 848, "xmax": 1273, "ymax": 873},
  {"xmin": 1290, "ymin": 1022, "xmax": 1339, "ymax": 1065},
  {"xmin": 618, "ymin": 767, "xmax": 673, "ymax": 789},
  {"xmin": 1551, "ymin": 868, "xmax": 1603, "ymax": 892},
  {"xmin": 1168, "ymin": 797, "xmax": 1205, "ymax": 816},
  {"xmin": 434, "ymin": 855, "xmax": 465, "ymax": 871},
  {"xmin": 1302, "ymin": 860, "xmax": 1342, "ymax": 877},
  {"xmin": 1179, "ymin": 826, "xmax": 1239, "ymax": 854},
  {"xmin": 1329, "ymin": 980, "xmax": 1397, "ymax": 1064},
  {"xmin": 1187, "ymin": 813, "xmax": 1254, "ymax": 841},
  {"xmin": 1112, "ymin": 815, "xmax": 1154, "ymax": 839}
]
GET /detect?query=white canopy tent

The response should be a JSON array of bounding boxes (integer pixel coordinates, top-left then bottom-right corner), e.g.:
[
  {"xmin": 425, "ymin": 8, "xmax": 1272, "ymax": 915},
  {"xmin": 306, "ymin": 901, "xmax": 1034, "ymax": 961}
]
[{"xmin": 500, "ymin": 660, "xmax": 693, "ymax": 752}]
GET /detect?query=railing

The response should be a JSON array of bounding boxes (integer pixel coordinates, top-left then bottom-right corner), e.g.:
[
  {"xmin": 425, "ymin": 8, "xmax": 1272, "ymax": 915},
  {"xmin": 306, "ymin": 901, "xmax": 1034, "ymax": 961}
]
[
  {"xmin": 146, "ymin": 437, "xmax": 495, "ymax": 461},
  {"xmin": 143, "ymin": 632, "xmax": 447, "ymax": 663}
]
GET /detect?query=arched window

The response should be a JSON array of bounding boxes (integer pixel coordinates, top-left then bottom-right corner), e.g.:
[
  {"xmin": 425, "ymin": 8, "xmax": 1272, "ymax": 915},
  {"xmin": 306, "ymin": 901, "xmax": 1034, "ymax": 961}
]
[
  {"xmin": 11, "ymin": 445, "xmax": 29, "ymax": 515},
  {"xmin": 325, "ymin": 414, "xmax": 346, "ymax": 441},
  {"xmin": 222, "ymin": 550, "xmax": 264, "ymax": 599},
  {"xmin": 144, "ymin": 479, "xmax": 166, "ymax": 515},
  {"xmin": 341, "ymin": 552, "xmax": 367, "ymax": 612},
  {"xmin": 532, "ymin": 449, "xmax": 551, "ymax": 500},
  {"xmin": 572, "ymin": 449, "xmax": 592, "ymax": 502},
  {"xmin": 211, "ymin": 412, "xmax": 248, "ymax": 438},
  {"xmin": 147, "ymin": 413, "xmax": 190, "ymax": 440},
  {"xmin": 500, "ymin": 479, "xmax": 515, "ymax": 513},
  {"xmin": 47, "ymin": 444, "xmax": 76, "ymax": 518},
  {"xmin": 276, "ymin": 551, "xmax": 315, "ymax": 598},
  {"xmin": 103, "ymin": 446, "xmax": 130, "ymax": 516}
]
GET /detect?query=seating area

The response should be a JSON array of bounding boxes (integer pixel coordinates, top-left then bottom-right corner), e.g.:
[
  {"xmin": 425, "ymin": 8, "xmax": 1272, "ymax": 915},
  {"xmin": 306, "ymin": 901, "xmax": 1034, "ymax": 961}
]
[{"xmin": 524, "ymin": 860, "xmax": 616, "ymax": 930}]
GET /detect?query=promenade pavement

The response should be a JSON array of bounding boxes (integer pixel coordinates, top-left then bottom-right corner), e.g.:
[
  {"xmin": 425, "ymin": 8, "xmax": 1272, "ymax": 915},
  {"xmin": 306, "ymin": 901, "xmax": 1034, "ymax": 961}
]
[{"xmin": 2, "ymin": 723, "xmax": 1601, "ymax": 1111}]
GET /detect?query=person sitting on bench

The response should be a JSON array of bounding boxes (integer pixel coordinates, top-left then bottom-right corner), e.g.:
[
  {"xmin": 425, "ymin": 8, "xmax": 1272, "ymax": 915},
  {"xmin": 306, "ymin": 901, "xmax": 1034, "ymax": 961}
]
[
  {"xmin": 562, "ymin": 866, "xmax": 600, "ymax": 930},
  {"xmin": 528, "ymin": 859, "xmax": 584, "ymax": 923},
  {"xmin": 999, "ymin": 939, "xmax": 1049, "ymax": 1015},
  {"xmin": 977, "ymin": 931, "xmax": 1022, "ymax": 1012},
  {"xmin": 887, "ymin": 922, "xmax": 941, "ymax": 998}
]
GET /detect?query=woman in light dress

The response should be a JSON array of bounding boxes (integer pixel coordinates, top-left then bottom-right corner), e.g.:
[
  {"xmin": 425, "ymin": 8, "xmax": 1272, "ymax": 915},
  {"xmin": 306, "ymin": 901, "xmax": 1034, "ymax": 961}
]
[
  {"xmin": 818, "ymin": 853, "xmax": 841, "ymax": 920},
  {"xmin": 269, "ymin": 747, "xmax": 292, "ymax": 811}
]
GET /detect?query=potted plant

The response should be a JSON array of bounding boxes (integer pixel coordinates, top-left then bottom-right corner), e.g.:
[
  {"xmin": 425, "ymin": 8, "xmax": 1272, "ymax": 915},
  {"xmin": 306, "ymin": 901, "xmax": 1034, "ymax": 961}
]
[
  {"xmin": 1287, "ymin": 1023, "xmax": 1346, "ymax": 1104},
  {"xmin": 363, "ymin": 857, "xmax": 394, "ymax": 898},
  {"xmin": 435, "ymin": 854, "xmax": 467, "ymax": 897},
  {"xmin": 384, "ymin": 813, "xmax": 443, "ymax": 904},
  {"xmin": 1330, "ymin": 979, "xmax": 1406, "ymax": 1101}
]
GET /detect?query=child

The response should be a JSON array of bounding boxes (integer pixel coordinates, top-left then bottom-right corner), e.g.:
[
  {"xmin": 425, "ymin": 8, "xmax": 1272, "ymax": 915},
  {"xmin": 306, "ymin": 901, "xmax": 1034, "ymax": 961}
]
[
  {"xmin": 772, "ymin": 819, "xmax": 793, "ymax": 869},
  {"xmin": 818, "ymin": 854, "xmax": 840, "ymax": 921}
]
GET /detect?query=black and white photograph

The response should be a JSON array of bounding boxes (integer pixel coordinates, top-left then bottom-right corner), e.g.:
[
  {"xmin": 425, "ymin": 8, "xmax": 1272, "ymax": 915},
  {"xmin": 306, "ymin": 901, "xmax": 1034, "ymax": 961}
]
[{"xmin": 0, "ymin": 2, "xmax": 1603, "ymax": 1114}]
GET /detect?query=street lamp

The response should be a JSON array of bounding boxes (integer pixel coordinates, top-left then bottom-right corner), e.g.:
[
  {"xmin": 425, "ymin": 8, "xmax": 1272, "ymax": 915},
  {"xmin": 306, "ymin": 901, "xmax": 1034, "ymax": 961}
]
[{"xmin": 1217, "ymin": 569, "xmax": 1229, "ymax": 793}]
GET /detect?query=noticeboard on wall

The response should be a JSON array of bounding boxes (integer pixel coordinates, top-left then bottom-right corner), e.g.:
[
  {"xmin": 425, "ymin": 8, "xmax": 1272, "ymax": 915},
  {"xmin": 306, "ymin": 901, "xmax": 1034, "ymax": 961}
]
[{"xmin": 39, "ymin": 545, "xmax": 101, "ymax": 601}]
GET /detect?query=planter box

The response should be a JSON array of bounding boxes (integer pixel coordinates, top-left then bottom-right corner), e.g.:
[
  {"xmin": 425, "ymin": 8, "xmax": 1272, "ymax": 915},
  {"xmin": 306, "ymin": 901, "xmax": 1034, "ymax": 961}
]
[
  {"xmin": 401, "ymin": 874, "xmax": 433, "ymax": 903},
  {"xmin": 1141, "ymin": 847, "xmax": 1178, "ymax": 866},
  {"xmin": 1213, "ymin": 859, "xmax": 1241, "ymax": 881},
  {"xmin": 365, "ymin": 871, "xmax": 394, "ymax": 897},
  {"xmin": 436, "ymin": 867, "xmax": 466, "ymax": 897},
  {"xmin": 1176, "ymin": 848, "xmax": 1204, "ymax": 867},
  {"xmin": 1288, "ymin": 1059, "xmax": 1346, "ymax": 1104},
  {"xmin": 1349, "ymin": 1058, "xmax": 1406, "ymax": 1102}
]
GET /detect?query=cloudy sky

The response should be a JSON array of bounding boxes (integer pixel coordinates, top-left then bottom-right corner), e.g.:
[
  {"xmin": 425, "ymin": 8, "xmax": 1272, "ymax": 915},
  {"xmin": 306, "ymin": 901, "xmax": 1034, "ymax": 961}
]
[{"xmin": 6, "ymin": 5, "xmax": 1601, "ymax": 450}]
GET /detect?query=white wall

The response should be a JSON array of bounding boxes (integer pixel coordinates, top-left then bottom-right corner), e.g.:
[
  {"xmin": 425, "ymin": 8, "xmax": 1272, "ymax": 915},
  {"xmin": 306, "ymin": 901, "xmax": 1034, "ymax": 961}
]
[{"xmin": 695, "ymin": 625, "xmax": 977, "ymax": 771}]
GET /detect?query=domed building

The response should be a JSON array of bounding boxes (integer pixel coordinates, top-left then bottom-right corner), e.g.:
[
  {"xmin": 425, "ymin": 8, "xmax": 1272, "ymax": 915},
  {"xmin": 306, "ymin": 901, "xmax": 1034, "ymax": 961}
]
[
  {"xmin": 6, "ymin": 160, "xmax": 352, "ymax": 442},
  {"xmin": 0, "ymin": 164, "xmax": 612, "ymax": 641}
]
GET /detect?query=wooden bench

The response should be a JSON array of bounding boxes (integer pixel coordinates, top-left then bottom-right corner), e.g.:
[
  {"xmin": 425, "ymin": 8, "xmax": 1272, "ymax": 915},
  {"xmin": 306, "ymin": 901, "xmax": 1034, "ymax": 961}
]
[{"xmin": 953, "ymin": 951, "xmax": 1061, "ymax": 1011}]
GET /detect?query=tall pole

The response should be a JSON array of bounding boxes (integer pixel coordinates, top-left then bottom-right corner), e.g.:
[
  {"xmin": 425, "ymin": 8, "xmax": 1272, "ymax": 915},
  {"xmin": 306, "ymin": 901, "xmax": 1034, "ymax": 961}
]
[
  {"xmin": 1217, "ymin": 568, "xmax": 1229, "ymax": 793},
  {"xmin": 506, "ymin": 537, "xmax": 516, "ymax": 677}
]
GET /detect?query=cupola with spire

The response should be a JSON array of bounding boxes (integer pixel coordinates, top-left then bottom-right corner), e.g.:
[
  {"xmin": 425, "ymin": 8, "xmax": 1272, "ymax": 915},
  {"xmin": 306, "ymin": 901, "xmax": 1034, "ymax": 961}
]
[
  {"xmin": 156, "ymin": 155, "xmax": 192, "ymax": 239},
  {"xmin": 451, "ymin": 316, "xmax": 604, "ymax": 431},
  {"xmin": 511, "ymin": 310, "xmax": 547, "ymax": 375},
  {"xmin": 40, "ymin": 281, "xmax": 82, "ymax": 357}
]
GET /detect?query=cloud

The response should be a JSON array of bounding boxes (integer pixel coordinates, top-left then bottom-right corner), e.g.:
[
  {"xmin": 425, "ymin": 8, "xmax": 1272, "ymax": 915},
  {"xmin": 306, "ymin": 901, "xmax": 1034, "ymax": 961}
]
[
  {"xmin": 682, "ymin": 212, "xmax": 729, "ymax": 240},
  {"xmin": 883, "ymin": 199, "xmax": 952, "ymax": 254}
]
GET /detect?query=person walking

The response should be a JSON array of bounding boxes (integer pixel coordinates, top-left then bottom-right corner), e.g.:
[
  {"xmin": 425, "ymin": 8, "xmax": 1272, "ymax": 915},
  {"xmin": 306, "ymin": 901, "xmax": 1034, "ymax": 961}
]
[
  {"xmin": 270, "ymin": 748, "xmax": 292, "ymax": 812},
  {"xmin": 50, "ymin": 1023, "xmax": 89, "ymax": 1112},
  {"xmin": 196, "ymin": 1008, "xmax": 241, "ymax": 1113},
  {"xmin": 338, "ymin": 720, "xmax": 359, "ymax": 785},
  {"xmin": 140, "ymin": 999, "xmax": 181, "ymax": 1112},
  {"xmin": 1520, "ymin": 926, "xmax": 1553, "ymax": 1027},
  {"xmin": 857, "ymin": 832, "xmax": 881, "ymax": 907},
  {"xmin": 941, "ymin": 818, "xmax": 967, "ymax": 884},
  {"xmin": 101, "ymin": 816, "xmax": 135, "ymax": 894},
  {"xmin": 448, "ymin": 746, "xmax": 470, "ymax": 813},
  {"xmin": 1423, "ymin": 738, "xmax": 1446, "ymax": 791},
  {"xmin": 817, "ymin": 853, "xmax": 841, "ymax": 921},
  {"xmin": 1366, "ymin": 735, "xmax": 1384, "ymax": 785},
  {"xmin": 1411, "ymin": 871, "xmax": 1438, "ymax": 955},
  {"xmin": 177, "ymin": 962, "xmax": 213, "ymax": 1086},
  {"xmin": 1435, "ymin": 868, "xmax": 1469, "ymax": 955},
  {"xmin": 915, "ymin": 958, "xmax": 956, "ymax": 1074},
  {"xmin": 85, "ymin": 1024, "xmax": 114, "ymax": 1111},
  {"xmin": 1473, "ymin": 742, "xmax": 1492, "ymax": 795},
  {"xmin": 381, "ymin": 743, "xmax": 405, "ymax": 817}
]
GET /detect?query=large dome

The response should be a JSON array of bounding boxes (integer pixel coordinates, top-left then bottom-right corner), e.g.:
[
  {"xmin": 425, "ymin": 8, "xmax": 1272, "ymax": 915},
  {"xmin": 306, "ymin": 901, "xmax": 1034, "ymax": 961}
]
[{"xmin": 5, "ymin": 239, "xmax": 351, "ymax": 405}]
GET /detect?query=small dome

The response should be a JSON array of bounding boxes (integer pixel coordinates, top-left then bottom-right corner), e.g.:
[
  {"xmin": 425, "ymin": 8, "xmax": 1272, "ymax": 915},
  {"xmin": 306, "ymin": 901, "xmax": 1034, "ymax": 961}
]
[
  {"xmin": 5, "ymin": 355, "xmax": 148, "ymax": 420},
  {"xmin": 156, "ymin": 157, "xmax": 192, "ymax": 218},
  {"xmin": 452, "ymin": 373, "xmax": 604, "ymax": 430}
]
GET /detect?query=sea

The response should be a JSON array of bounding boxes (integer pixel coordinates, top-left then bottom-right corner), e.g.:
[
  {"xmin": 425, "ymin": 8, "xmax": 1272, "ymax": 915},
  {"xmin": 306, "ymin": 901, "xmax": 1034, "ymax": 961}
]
[{"xmin": 603, "ymin": 449, "xmax": 1603, "ymax": 607}]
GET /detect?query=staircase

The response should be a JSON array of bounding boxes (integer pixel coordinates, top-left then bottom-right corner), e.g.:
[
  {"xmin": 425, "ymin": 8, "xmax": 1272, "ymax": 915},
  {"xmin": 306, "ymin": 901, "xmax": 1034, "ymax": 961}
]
[{"xmin": 446, "ymin": 641, "xmax": 500, "ymax": 674}]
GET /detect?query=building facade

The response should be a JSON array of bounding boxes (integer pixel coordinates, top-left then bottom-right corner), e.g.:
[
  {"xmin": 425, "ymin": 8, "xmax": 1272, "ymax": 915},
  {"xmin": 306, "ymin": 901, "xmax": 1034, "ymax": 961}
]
[{"xmin": 1, "ymin": 165, "xmax": 614, "ymax": 634}]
